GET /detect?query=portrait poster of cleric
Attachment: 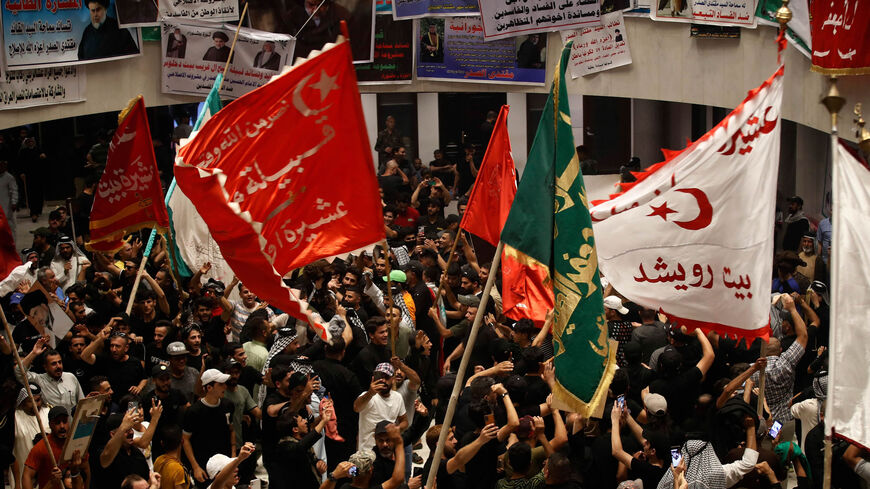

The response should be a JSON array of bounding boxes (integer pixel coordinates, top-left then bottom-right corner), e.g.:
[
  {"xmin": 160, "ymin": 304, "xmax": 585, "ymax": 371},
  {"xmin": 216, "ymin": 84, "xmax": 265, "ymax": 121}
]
[
  {"xmin": 161, "ymin": 20, "xmax": 295, "ymax": 98},
  {"xmin": 3, "ymin": 0, "xmax": 141, "ymax": 69},
  {"xmin": 247, "ymin": 0, "xmax": 375, "ymax": 63}
]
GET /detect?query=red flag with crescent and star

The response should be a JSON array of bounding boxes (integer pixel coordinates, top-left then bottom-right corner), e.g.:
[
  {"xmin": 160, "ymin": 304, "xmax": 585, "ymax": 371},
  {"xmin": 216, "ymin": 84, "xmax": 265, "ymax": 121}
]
[
  {"xmin": 174, "ymin": 36, "xmax": 383, "ymax": 340},
  {"xmin": 589, "ymin": 62, "xmax": 785, "ymax": 341},
  {"xmin": 87, "ymin": 96, "xmax": 169, "ymax": 253}
]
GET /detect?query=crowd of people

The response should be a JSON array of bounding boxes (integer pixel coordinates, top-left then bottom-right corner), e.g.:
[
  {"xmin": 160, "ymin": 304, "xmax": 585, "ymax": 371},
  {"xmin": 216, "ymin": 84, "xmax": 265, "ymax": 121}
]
[{"xmin": 0, "ymin": 116, "xmax": 866, "ymax": 489}]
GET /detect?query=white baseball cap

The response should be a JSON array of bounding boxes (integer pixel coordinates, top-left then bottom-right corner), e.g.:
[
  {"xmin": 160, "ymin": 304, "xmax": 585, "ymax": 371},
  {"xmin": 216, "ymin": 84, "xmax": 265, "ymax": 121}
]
[
  {"xmin": 206, "ymin": 453, "xmax": 233, "ymax": 479},
  {"xmin": 201, "ymin": 368, "xmax": 230, "ymax": 385},
  {"xmin": 603, "ymin": 296, "xmax": 629, "ymax": 315}
]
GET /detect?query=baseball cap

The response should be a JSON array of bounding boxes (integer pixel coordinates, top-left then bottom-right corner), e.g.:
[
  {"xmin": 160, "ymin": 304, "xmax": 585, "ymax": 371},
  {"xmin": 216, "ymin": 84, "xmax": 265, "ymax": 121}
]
[
  {"xmin": 287, "ymin": 371, "xmax": 308, "ymax": 390},
  {"xmin": 374, "ymin": 362, "xmax": 395, "ymax": 378},
  {"xmin": 151, "ymin": 363, "xmax": 171, "ymax": 378},
  {"xmin": 457, "ymin": 294, "xmax": 481, "ymax": 307},
  {"xmin": 48, "ymin": 406, "xmax": 69, "ymax": 421},
  {"xmin": 30, "ymin": 227, "xmax": 53, "ymax": 238},
  {"xmin": 166, "ymin": 341, "xmax": 189, "ymax": 356},
  {"xmin": 643, "ymin": 393, "xmax": 668, "ymax": 417},
  {"xmin": 106, "ymin": 413, "xmax": 125, "ymax": 431},
  {"xmin": 201, "ymin": 368, "xmax": 230, "ymax": 385},
  {"xmin": 403, "ymin": 260, "xmax": 423, "ymax": 276},
  {"xmin": 348, "ymin": 449, "xmax": 376, "ymax": 474},
  {"xmin": 206, "ymin": 453, "xmax": 233, "ymax": 479},
  {"xmin": 382, "ymin": 270, "xmax": 407, "ymax": 283},
  {"xmin": 223, "ymin": 358, "xmax": 242, "ymax": 372},
  {"xmin": 787, "ymin": 195, "xmax": 804, "ymax": 206},
  {"xmin": 603, "ymin": 296, "xmax": 629, "ymax": 315},
  {"xmin": 374, "ymin": 420, "xmax": 392, "ymax": 435}
]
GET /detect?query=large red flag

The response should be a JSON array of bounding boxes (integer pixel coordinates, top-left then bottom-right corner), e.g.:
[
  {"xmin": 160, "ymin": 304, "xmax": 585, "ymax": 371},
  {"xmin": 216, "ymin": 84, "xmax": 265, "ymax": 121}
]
[
  {"xmin": 87, "ymin": 96, "xmax": 169, "ymax": 253},
  {"xmin": 810, "ymin": 0, "xmax": 870, "ymax": 75},
  {"xmin": 459, "ymin": 105, "xmax": 517, "ymax": 246},
  {"xmin": 175, "ymin": 36, "xmax": 383, "ymax": 339},
  {"xmin": 0, "ymin": 206, "xmax": 19, "ymax": 280}
]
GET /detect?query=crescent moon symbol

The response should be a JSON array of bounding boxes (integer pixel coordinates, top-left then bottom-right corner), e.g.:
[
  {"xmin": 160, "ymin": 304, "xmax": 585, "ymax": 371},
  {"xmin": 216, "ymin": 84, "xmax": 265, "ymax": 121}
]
[
  {"xmin": 673, "ymin": 188, "xmax": 713, "ymax": 230},
  {"xmin": 292, "ymin": 74, "xmax": 314, "ymax": 116}
]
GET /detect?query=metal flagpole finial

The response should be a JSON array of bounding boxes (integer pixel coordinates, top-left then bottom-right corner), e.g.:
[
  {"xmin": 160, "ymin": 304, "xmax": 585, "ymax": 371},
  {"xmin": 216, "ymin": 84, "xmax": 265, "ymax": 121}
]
[
  {"xmin": 775, "ymin": 0, "xmax": 792, "ymax": 29},
  {"xmin": 854, "ymin": 103, "xmax": 870, "ymax": 154},
  {"xmin": 822, "ymin": 76, "xmax": 846, "ymax": 133}
]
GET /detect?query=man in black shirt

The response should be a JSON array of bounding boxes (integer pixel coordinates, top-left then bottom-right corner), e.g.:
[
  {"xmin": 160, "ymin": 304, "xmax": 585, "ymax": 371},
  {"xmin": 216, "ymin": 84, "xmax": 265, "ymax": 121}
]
[
  {"xmin": 81, "ymin": 328, "xmax": 147, "ymax": 403},
  {"xmin": 351, "ymin": 317, "xmax": 392, "ymax": 388},
  {"xmin": 95, "ymin": 410, "xmax": 150, "ymax": 489},
  {"xmin": 183, "ymin": 368, "xmax": 235, "ymax": 487},
  {"xmin": 313, "ymin": 337, "xmax": 363, "ymax": 470},
  {"xmin": 274, "ymin": 408, "xmax": 330, "ymax": 489},
  {"xmin": 262, "ymin": 368, "xmax": 313, "ymax": 489},
  {"xmin": 141, "ymin": 363, "xmax": 190, "ymax": 458}
]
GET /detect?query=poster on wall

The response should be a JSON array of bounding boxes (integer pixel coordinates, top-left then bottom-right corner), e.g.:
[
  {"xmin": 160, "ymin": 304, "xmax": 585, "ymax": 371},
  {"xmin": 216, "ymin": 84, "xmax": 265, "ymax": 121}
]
[
  {"xmin": 3, "ymin": 0, "xmax": 142, "ymax": 69},
  {"xmin": 651, "ymin": 0, "xmax": 757, "ymax": 27},
  {"xmin": 247, "ymin": 0, "xmax": 374, "ymax": 63},
  {"xmin": 561, "ymin": 11, "xmax": 631, "ymax": 77},
  {"xmin": 160, "ymin": 20, "xmax": 295, "ymax": 98},
  {"xmin": 478, "ymin": 0, "xmax": 600, "ymax": 41},
  {"xmin": 393, "ymin": 0, "xmax": 478, "ymax": 20},
  {"xmin": 416, "ymin": 17, "xmax": 547, "ymax": 85},
  {"xmin": 0, "ymin": 66, "xmax": 86, "ymax": 109},
  {"xmin": 355, "ymin": 14, "xmax": 413, "ymax": 84},
  {"xmin": 157, "ymin": 0, "xmax": 239, "ymax": 24}
]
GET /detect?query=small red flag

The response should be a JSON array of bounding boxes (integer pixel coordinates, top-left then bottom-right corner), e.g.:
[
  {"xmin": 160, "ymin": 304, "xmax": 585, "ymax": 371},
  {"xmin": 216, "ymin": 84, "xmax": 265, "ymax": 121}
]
[
  {"xmin": 810, "ymin": 0, "xmax": 870, "ymax": 75},
  {"xmin": 175, "ymin": 37, "xmax": 383, "ymax": 339},
  {"xmin": 87, "ymin": 96, "xmax": 169, "ymax": 252},
  {"xmin": 0, "ymin": 206, "xmax": 19, "ymax": 280},
  {"xmin": 459, "ymin": 105, "xmax": 517, "ymax": 246}
]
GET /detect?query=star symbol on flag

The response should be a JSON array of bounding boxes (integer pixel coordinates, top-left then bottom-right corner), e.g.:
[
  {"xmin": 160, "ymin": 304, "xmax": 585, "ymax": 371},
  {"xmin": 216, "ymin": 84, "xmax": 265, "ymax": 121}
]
[
  {"xmin": 310, "ymin": 70, "xmax": 338, "ymax": 103},
  {"xmin": 648, "ymin": 202, "xmax": 677, "ymax": 221}
]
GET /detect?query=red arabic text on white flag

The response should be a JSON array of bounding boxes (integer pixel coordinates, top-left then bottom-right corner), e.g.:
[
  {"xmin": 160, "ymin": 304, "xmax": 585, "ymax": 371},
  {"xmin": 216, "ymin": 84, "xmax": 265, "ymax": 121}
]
[
  {"xmin": 827, "ymin": 142, "xmax": 870, "ymax": 448},
  {"xmin": 589, "ymin": 64, "xmax": 784, "ymax": 340}
]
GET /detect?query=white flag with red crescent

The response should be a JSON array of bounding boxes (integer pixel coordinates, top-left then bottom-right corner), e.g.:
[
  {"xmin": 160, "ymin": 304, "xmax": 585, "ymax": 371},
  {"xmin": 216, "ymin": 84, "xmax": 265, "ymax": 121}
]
[{"xmin": 589, "ymin": 64, "xmax": 784, "ymax": 340}]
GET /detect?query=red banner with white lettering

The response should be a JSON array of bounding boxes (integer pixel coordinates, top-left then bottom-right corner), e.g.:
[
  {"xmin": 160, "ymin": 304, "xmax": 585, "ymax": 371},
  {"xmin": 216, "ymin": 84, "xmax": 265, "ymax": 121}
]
[
  {"xmin": 589, "ymin": 64, "xmax": 785, "ymax": 340},
  {"xmin": 174, "ymin": 37, "xmax": 383, "ymax": 339},
  {"xmin": 87, "ymin": 96, "xmax": 169, "ymax": 253},
  {"xmin": 0, "ymin": 206, "xmax": 19, "ymax": 280},
  {"xmin": 810, "ymin": 0, "xmax": 870, "ymax": 75}
]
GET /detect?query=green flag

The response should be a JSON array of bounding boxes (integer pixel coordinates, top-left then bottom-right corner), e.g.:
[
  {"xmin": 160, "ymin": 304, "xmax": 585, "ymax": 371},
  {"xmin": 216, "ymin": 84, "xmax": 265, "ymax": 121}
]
[{"xmin": 501, "ymin": 42, "xmax": 616, "ymax": 418}]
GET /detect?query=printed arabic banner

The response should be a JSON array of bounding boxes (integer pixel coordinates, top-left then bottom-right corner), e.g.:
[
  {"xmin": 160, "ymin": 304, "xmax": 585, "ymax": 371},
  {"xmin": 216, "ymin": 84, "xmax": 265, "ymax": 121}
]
[
  {"xmin": 0, "ymin": 65, "xmax": 85, "ymax": 109},
  {"xmin": 393, "ymin": 0, "xmax": 478, "ymax": 19},
  {"xmin": 160, "ymin": 20, "xmax": 295, "ymax": 98},
  {"xmin": 651, "ymin": 0, "xmax": 757, "ymax": 27},
  {"xmin": 247, "ymin": 0, "xmax": 375, "ymax": 64},
  {"xmin": 416, "ymin": 17, "xmax": 547, "ymax": 85},
  {"xmin": 355, "ymin": 14, "xmax": 413, "ymax": 84},
  {"xmin": 560, "ymin": 11, "xmax": 631, "ymax": 77},
  {"xmin": 3, "ymin": 0, "xmax": 141, "ymax": 69},
  {"xmin": 810, "ymin": 0, "xmax": 869, "ymax": 75},
  {"xmin": 479, "ymin": 0, "xmax": 600, "ymax": 41},
  {"xmin": 157, "ymin": 0, "xmax": 239, "ymax": 24}
]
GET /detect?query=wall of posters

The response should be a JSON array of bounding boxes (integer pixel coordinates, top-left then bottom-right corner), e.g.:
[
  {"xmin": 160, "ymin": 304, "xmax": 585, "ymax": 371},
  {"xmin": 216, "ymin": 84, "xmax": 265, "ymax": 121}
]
[
  {"xmin": 393, "ymin": 0, "xmax": 478, "ymax": 19},
  {"xmin": 561, "ymin": 11, "xmax": 631, "ymax": 77},
  {"xmin": 157, "ymin": 0, "xmax": 239, "ymax": 24},
  {"xmin": 478, "ymin": 0, "xmax": 600, "ymax": 41},
  {"xmin": 416, "ymin": 17, "xmax": 546, "ymax": 84},
  {"xmin": 651, "ymin": 0, "xmax": 757, "ymax": 27},
  {"xmin": 247, "ymin": 0, "xmax": 374, "ymax": 63},
  {"xmin": 3, "ymin": 0, "xmax": 142, "ymax": 69},
  {"xmin": 160, "ymin": 20, "xmax": 294, "ymax": 98},
  {"xmin": 0, "ymin": 66, "xmax": 86, "ymax": 109},
  {"xmin": 355, "ymin": 14, "xmax": 413, "ymax": 84}
]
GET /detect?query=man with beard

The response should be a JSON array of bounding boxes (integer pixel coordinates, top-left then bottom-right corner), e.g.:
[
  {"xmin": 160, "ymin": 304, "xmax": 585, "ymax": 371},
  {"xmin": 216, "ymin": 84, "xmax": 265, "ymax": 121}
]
[
  {"xmin": 183, "ymin": 369, "xmax": 236, "ymax": 486},
  {"xmin": 141, "ymin": 363, "xmax": 190, "ymax": 458},
  {"xmin": 371, "ymin": 401, "xmax": 430, "ymax": 487},
  {"xmin": 82, "ymin": 325, "xmax": 147, "ymax": 402},
  {"xmin": 354, "ymin": 363, "xmax": 408, "ymax": 452},
  {"xmin": 50, "ymin": 236, "xmax": 90, "ymax": 291},
  {"xmin": 313, "ymin": 337, "xmax": 362, "ymax": 470},
  {"xmin": 797, "ymin": 234, "xmax": 827, "ymax": 282},
  {"xmin": 166, "ymin": 341, "xmax": 202, "ymax": 402},
  {"xmin": 22, "ymin": 406, "xmax": 90, "ymax": 489},
  {"xmin": 13, "ymin": 384, "xmax": 49, "ymax": 488},
  {"xmin": 262, "ymin": 368, "xmax": 314, "ymax": 488},
  {"xmin": 0, "ymin": 248, "xmax": 38, "ymax": 296},
  {"xmin": 782, "ymin": 196, "xmax": 810, "ymax": 252},
  {"xmin": 13, "ymin": 291, "xmax": 52, "ymax": 354},
  {"xmin": 274, "ymin": 409, "xmax": 330, "ymax": 489},
  {"xmin": 18, "ymin": 337, "xmax": 85, "ymax": 411},
  {"xmin": 95, "ymin": 409, "xmax": 151, "ymax": 488},
  {"xmin": 78, "ymin": 0, "xmax": 138, "ymax": 60},
  {"xmin": 351, "ymin": 317, "xmax": 392, "ymax": 388}
]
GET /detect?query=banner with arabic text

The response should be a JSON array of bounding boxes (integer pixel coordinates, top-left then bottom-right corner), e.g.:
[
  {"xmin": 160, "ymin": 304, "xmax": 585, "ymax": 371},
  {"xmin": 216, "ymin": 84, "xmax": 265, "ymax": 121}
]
[
  {"xmin": 157, "ymin": 0, "xmax": 239, "ymax": 24},
  {"xmin": 393, "ymin": 0, "xmax": 478, "ymax": 19},
  {"xmin": 3, "ymin": 0, "xmax": 141, "ymax": 69},
  {"xmin": 0, "ymin": 66, "xmax": 85, "ymax": 109},
  {"xmin": 652, "ymin": 0, "xmax": 757, "ymax": 27},
  {"xmin": 416, "ymin": 17, "xmax": 546, "ymax": 85},
  {"xmin": 160, "ymin": 20, "xmax": 294, "ymax": 98},
  {"xmin": 355, "ymin": 14, "xmax": 413, "ymax": 84},
  {"xmin": 810, "ymin": 0, "xmax": 869, "ymax": 75},
  {"xmin": 560, "ymin": 12, "xmax": 631, "ymax": 77},
  {"xmin": 479, "ymin": 0, "xmax": 600, "ymax": 41}
]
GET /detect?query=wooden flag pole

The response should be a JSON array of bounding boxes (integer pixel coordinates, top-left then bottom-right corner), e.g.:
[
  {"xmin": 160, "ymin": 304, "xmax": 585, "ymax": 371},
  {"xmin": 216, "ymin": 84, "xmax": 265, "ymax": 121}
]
[
  {"xmin": 0, "ymin": 306, "xmax": 59, "ymax": 473},
  {"xmin": 756, "ymin": 342, "xmax": 767, "ymax": 419},
  {"xmin": 430, "ymin": 229, "xmax": 463, "ymax": 316},
  {"xmin": 217, "ymin": 2, "xmax": 249, "ymax": 92},
  {"xmin": 383, "ymin": 240, "xmax": 396, "ymax": 355},
  {"xmin": 125, "ymin": 249, "xmax": 150, "ymax": 316},
  {"xmin": 425, "ymin": 241, "xmax": 503, "ymax": 489}
]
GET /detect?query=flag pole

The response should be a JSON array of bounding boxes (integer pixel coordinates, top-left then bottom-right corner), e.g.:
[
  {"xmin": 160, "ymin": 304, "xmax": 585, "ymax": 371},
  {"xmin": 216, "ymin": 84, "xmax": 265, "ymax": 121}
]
[
  {"xmin": 425, "ymin": 240, "xmax": 503, "ymax": 489},
  {"xmin": 383, "ymin": 239, "xmax": 396, "ymax": 355},
  {"xmin": 125, "ymin": 247, "xmax": 151, "ymax": 315},
  {"xmin": 218, "ymin": 2, "xmax": 249, "ymax": 93},
  {"xmin": 0, "ymin": 306, "xmax": 59, "ymax": 474},
  {"xmin": 66, "ymin": 197, "xmax": 77, "ymax": 244},
  {"xmin": 820, "ymin": 69, "xmax": 845, "ymax": 489}
]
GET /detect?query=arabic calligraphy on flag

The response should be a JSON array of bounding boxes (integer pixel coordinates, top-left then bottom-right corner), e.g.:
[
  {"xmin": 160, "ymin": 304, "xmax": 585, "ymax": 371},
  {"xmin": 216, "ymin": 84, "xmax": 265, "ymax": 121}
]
[
  {"xmin": 479, "ymin": 0, "xmax": 600, "ymax": 40},
  {"xmin": 810, "ymin": 0, "xmax": 870, "ymax": 75},
  {"xmin": 590, "ymin": 64, "xmax": 784, "ymax": 340}
]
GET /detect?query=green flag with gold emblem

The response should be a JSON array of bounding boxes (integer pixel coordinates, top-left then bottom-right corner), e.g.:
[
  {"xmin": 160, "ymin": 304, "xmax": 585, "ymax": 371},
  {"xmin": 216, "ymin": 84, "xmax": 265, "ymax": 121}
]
[{"xmin": 500, "ymin": 41, "xmax": 616, "ymax": 418}]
